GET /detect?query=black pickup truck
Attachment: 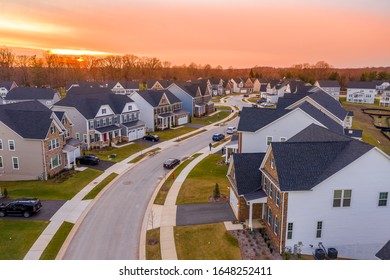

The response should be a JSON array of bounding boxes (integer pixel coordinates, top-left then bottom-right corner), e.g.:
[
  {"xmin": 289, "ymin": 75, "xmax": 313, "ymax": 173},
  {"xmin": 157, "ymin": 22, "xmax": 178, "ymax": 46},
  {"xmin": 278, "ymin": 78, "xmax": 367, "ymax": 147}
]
[{"xmin": 0, "ymin": 198, "xmax": 42, "ymax": 218}]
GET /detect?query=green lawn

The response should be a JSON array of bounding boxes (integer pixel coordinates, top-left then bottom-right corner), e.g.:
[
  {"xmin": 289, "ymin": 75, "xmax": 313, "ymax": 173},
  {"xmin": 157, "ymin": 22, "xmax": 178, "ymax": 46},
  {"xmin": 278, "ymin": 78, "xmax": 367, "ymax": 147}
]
[
  {"xmin": 174, "ymin": 223, "xmax": 241, "ymax": 260},
  {"xmin": 40, "ymin": 222, "xmax": 74, "ymax": 260},
  {"xmin": 247, "ymin": 97, "xmax": 259, "ymax": 103},
  {"xmin": 154, "ymin": 126, "xmax": 197, "ymax": 141},
  {"xmin": 146, "ymin": 228, "xmax": 161, "ymax": 260},
  {"xmin": 191, "ymin": 111, "xmax": 231, "ymax": 125},
  {"xmin": 175, "ymin": 129, "xmax": 207, "ymax": 142},
  {"xmin": 82, "ymin": 173, "xmax": 118, "ymax": 200},
  {"xmin": 86, "ymin": 143, "xmax": 148, "ymax": 162},
  {"xmin": 215, "ymin": 105, "xmax": 232, "ymax": 111},
  {"xmin": 0, "ymin": 220, "xmax": 48, "ymax": 260},
  {"xmin": 129, "ymin": 148, "xmax": 161, "ymax": 163},
  {"xmin": 154, "ymin": 153, "xmax": 201, "ymax": 205},
  {"xmin": 1, "ymin": 169, "xmax": 103, "ymax": 200},
  {"xmin": 176, "ymin": 154, "xmax": 229, "ymax": 204}
]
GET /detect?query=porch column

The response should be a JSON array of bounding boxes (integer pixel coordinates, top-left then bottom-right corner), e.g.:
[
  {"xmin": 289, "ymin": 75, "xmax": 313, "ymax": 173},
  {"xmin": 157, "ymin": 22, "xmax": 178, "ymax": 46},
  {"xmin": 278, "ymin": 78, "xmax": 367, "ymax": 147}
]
[
  {"xmin": 249, "ymin": 202, "xmax": 253, "ymax": 231},
  {"xmin": 225, "ymin": 147, "xmax": 229, "ymax": 163}
]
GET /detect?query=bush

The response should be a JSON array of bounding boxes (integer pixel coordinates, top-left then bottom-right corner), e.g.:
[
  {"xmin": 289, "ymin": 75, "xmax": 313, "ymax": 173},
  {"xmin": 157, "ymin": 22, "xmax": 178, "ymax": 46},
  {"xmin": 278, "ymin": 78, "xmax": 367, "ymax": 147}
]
[
  {"xmin": 213, "ymin": 183, "xmax": 220, "ymax": 199},
  {"xmin": 283, "ymin": 251, "xmax": 291, "ymax": 260},
  {"xmin": 2, "ymin": 188, "xmax": 8, "ymax": 198}
]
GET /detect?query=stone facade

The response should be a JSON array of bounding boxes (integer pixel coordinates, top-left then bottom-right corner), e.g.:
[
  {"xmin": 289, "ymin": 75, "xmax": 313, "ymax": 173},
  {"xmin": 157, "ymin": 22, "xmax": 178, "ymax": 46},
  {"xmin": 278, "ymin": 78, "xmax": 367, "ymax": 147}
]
[{"xmin": 43, "ymin": 122, "xmax": 66, "ymax": 178}]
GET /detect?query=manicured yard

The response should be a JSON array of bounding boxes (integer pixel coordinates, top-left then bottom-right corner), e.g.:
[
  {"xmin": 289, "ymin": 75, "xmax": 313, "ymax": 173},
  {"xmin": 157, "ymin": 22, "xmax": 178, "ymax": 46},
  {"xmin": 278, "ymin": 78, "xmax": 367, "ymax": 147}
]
[
  {"xmin": 0, "ymin": 220, "xmax": 48, "ymax": 260},
  {"xmin": 341, "ymin": 97, "xmax": 390, "ymax": 155},
  {"xmin": 82, "ymin": 173, "xmax": 118, "ymax": 200},
  {"xmin": 40, "ymin": 221, "xmax": 74, "ymax": 260},
  {"xmin": 175, "ymin": 129, "xmax": 207, "ymax": 142},
  {"xmin": 247, "ymin": 97, "xmax": 259, "ymax": 103},
  {"xmin": 129, "ymin": 148, "xmax": 161, "ymax": 163},
  {"xmin": 174, "ymin": 223, "xmax": 241, "ymax": 260},
  {"xmin": 146, "ymin": 228, "xmax": 161, "ymax": 260},
  {"xmin": 1, "ymin": 169, "xmax": 103, "ymax": 200},
  {"xmin": 154, "ymin": 126, "xmax": 197, "ymax": 141},
  {"xmin": 191, "ymin": 111, "xmax": 231, "ymax": 125},
  {"xmin": 154, "ymin": 154, "xmax": 201, "ymax": 205},
  {"xmin": 215, "ymin": 105, "xmax": 232, "ymax": 111},
  {"xmin": 176, "ymin": 154, "xmax": 229, "ymax": 204},
  {"xmin": 86, "ymin": 143, "xmax": 148, "ymax": 162}
]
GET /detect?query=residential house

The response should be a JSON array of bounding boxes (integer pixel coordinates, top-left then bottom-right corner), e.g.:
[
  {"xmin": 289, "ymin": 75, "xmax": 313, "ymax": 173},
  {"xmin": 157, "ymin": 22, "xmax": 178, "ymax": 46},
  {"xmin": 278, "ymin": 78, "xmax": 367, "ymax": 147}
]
[
  {"xmin": 66, "ymin": 81, "xmax": 103, "ymax": 92},
  {"xmin": 223, "ymin": 79, "xmax": 233, "ymax": 95},
  {"xmin": 129, "ymin": 90, "xmax": 189, "ymax": 131},
  {"xmin": 375, "ymin": 81, "xmax": 390, "ymax": 94},
  {"xmin": 379, "ymin": 86, "xmax": 390, "ymax": 107},
  {"xmin": 4, "ymin": 87, "xmax": 61, "ymax": 108},
  {"xmin": 53, "ymin": 88, "xmax": 145, "ymax": 149},
  {"xmin": 346, "ymin": 81, "xmax": 377, "ymax": 104},
  {"xmin": 258, "ymin": 124, "xmax": 390, "ymax": 259},
  {"xmin": 242, "ymin": 78, "xmax": 254, "ymax": 93},
  {"xmin": 146, "ymin": 80, "xmax": 174, "ymax": 90},
  {"xmin": 0, "ymin": 101, "xmax": 79, "ymax": 181},
  {"xmin": 314, "ymin": 80, "xmax": 341, "ymax": 101},
  {"xmin": 106, "ymin": 81, "xmax": 140, "ymax": 95},
  {"xmin": 252, "ymin": 78, "xmax": 261, "ymax": 92},
  {"xmin": 0, "ymin": 81, "xmax": 18, "ymax": 101},
  {"xmin": 209, "ymin": 78, "xmax": 224, "ymax": 96},
  {"xmin": 230, "ymin": 78, "xmax": 244, "ymax": 93},
  {"xmin": 167, "ymin": 83, "xmax": 214, "ymax": 117}
]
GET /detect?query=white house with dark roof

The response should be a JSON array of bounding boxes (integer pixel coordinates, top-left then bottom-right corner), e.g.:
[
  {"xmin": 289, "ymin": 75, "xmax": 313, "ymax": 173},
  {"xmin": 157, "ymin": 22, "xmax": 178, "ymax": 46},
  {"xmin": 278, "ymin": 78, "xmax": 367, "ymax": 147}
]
[
  {"xmin": 106, "ymin": 81, "xmax": 140, "ymax": 94},
  {"xmin": 257, "ymin": 124, "xmax": 390, "ymax": 260},
  {"xmin": 379, "ymin": 86, "xmax": 390, "ymax": 107},
  {"xmin": 0, "ymin": 101, "xmax": 79, "ymax": 180},
  {"xmin": 0, "ymin": 81, "xmax": 17, "ymax": 102},
  {"xmin": 314, "ymin": 80, "xmax": 341, "ymax": 101},
  {"xmin": 346, "ymin": 81, "xmax": 377, "ymax": 104},
  {"xmin": 53, "ymin": 87, "xmax": 145, "ymax": 149},
  {"xmin": 129, "ymin": 89, "xmax": 188, "ymax": 131},
  {"xmin": 4, "ymin": 87, "xmax": 60, "ymax": 108}
]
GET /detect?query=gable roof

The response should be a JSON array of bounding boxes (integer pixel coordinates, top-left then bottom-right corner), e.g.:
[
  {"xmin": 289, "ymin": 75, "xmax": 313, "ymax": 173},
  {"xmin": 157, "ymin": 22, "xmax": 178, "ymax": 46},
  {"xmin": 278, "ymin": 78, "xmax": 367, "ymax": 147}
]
[
  {"xmin": 66, "ymin": 81, "xmax": 102, "ymax": 91},
  {"xmin": 147, "ymin": 80, "xmax": 173, "ymax": 89},
  {"xmin": 55, "ymin": 90, "xmax": 134, "ymax": 119},
  {"xmin": 106, "ymin": 80, "xmax": 140, "ymax": 90},
  {"xmin": 5, "ymin": 87, "xmax": 57, "ymax": 100},
  {"xmin": 136, "ymin": 90, "xmax": 182, "ymax": 107},
  {"xmin": 316, "ymin": 80, "xmax": 340, "ymax": 88},
  {"xmin": 0, "ymin": 101, "xmax": 55, "ymax": 139},
  {"xmin": 0, "ymin": 81, "xmax": 15, "ymax": 91},
  {"xmin": 232, "ymin": 153, "xmax": 266, "ymax": 195},
  {"xmin": 174, "ymin": 82, "xmax": 201, "ymax": 98},
  {"xmin": 237, "ymin": 107, "xmax": 290, "ymax": 132},
  {"xmin": 346, "ymin": 81, "xmax": 378, "ymax": 89},
  {"xmin": 375, "ymin": 240, "xmax": 390, "ymax": 260},
  {"xmin": 269, "ymin": 124, "xmax": 373, "ymax": 191}
]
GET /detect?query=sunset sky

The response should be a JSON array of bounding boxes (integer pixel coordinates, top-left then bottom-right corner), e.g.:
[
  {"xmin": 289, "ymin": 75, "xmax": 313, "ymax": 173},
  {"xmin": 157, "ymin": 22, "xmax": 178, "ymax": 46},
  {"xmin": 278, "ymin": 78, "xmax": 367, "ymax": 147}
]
[{"xmin": 1, "ymin": 0, "xmax": 389, "ymax": 68}]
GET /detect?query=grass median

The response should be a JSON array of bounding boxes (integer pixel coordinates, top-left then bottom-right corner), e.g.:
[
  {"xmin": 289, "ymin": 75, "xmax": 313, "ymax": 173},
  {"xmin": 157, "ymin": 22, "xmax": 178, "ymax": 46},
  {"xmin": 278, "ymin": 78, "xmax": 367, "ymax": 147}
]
[
  {"xmin": 146, "ymin": 228, "xmax": 161, "ymax": 260},
  {"xmin": 154, "ymin": 126, "xmax": 197, "ymax": 141},
  {"xmin": 129, "ymin": 148, "xmax": 161, "ymax": 164},
  {"xmin": 40, "ymin": 221, "xmax": 74, "ymax": 260}
]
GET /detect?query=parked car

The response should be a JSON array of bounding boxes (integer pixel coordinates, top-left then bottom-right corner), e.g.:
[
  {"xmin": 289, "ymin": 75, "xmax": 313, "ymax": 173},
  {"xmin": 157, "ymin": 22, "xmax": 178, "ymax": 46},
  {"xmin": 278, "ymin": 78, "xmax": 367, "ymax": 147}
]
[
  {"xmin": 260, "ymin": 102, "xmax": 274, "ymax": 108},
  {"xmin": 226, "ymin": 126, "xmax": 237, "ymax": 134},
  {"xmin": 76, "ymin": 155, "xmax": 100, "ymax": 165},
  {"xmin": 212, "ymin": 133, "xmax": 225, "ymax": 141},
  {"xmin": 163, "ymin": 158, "xmax": 180, "ymax": 169},
  {"xmin": 243, "ymin": 94, "xmax": 249, "ymax": 97},
  {"xmin": 143, "ymin": 134, "xmax": 160, "ymax": 142},
  {"xmin": 0, "ymin": 198, "xmax": 42, "ymax": 218}
]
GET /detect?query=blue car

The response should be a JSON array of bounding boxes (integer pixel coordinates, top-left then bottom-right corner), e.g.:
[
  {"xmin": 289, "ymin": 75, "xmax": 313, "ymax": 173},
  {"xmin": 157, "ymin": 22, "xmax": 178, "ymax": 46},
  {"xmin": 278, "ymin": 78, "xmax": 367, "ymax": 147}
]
[{"xmin": 212, "ymin": 133, "xmax": 225, "ymax": 141}]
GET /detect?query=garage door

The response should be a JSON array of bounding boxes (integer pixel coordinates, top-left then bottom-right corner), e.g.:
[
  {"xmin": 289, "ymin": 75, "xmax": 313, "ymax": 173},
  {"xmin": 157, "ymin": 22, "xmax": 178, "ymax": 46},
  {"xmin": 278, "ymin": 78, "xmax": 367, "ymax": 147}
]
[
  {"xmin": 137, "ymin": 127, "xmax": 145, "ymax": 139},
  {"xmin": 128, "ymin": 129, "xmax": 137, "ymax": 141},
  {"xmin": 177, "ymin": 115, "xmax": 188, "ymax": 125},
  {"xmin": 229, "ymin": 188, "xmax": 239, "ymax": 218}
]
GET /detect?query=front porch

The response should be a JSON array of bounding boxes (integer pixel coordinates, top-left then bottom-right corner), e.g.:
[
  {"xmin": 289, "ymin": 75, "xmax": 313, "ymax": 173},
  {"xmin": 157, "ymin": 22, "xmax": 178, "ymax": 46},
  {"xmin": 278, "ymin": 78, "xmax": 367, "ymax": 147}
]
[
  {"xmin": 156, "ymin": 111, "xmax": 189, "ymax": 130},
  {"xmin": 90, "ymin": 125, "xmax": 122, "ymax": 149}
]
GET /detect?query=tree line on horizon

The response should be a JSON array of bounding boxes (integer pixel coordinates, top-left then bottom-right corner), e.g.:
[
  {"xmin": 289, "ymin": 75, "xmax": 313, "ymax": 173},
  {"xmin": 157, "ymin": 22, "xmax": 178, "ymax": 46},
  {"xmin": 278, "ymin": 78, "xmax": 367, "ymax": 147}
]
[{"xmin": 0, "ymin": 47, "xmax": 389, "ymax": 90}]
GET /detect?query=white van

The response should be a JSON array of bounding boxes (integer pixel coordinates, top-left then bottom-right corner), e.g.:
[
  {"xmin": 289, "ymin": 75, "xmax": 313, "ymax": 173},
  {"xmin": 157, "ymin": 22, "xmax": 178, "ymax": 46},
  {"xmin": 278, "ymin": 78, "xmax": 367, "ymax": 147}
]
[{"xmin": 226, "ymin": 126, "xmax": 237, "ymax": 134}]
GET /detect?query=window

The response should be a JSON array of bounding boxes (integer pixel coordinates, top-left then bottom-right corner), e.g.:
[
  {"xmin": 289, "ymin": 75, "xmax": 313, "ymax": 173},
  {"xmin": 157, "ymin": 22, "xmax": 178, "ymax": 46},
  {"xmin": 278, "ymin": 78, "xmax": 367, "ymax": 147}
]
[
  {"xmin": 83, "ymin": 134, "xmax": 87, "ymax": 144},
  {"xmin": 12, "ymin": 157, "xmax": 19, "ymax": 169},
  {"xmin": 8, "ymin": 140, "xmax": 15, "ymax": 151},
  {"xmin": 269, "ymin": 185, "xmax": 274, "ymax": 199},
  {"xmin": 379, "ymin": 192, "xmax": 388, "ymax": 207},
  {"xmin": 276, "ymin": 191, "xmax": 280, "ymax": 207},
  {"xmin": 108, "ymin": 117, "xmax": 112, "ymax": 125},
  {"xmin": 50, "ymin": 155, "xmax": 62, "ymax": 169},
  {"xmin": 267, "ymin": 207, "xmax": 272, "ymax": 225},
  {"xmin": 102, "ymin": 118, "xmax": 106, "ymax": 126},
  {"xmin": 280, "ymin": 137, "xmax": 287, "ymax": 142},
  {"xmin": 0, "ymin": 156, "xmax": 3, "ymax": 168},
  {"xmin": 316, "ymin": 221, "xmax": 323, "ymax": 238},
  {"xmin": 0, "ymin": 139, "xmax": 2, "ymax": 150},
  {"xmin": 102, "ymin": 108, "xmax": 107, "ymax": 114},
  {"xmin": 266, "ymin": 136, "xmax": 273, "ymax": 146},
  {"xmin": 274, "ymin": 216, "xmax": 279, "ymax": 235},
  {"xmin": 287, "ymin": 223, "xmax": 293, "ymax": 239},
  {"xmin": 270, "ymin": 158, "xmax": 275, "ymax": 169},
  {"xmin": 333, "ymin": 189, "xmax": 352, "ymax": 207},
  {"xmin": 89, "ymin": 120, "xmax": 94, "ymax": 129},
  {"xmin": 50, "ymin": 126, "xmax": 56, "ymax": 134},
  {"xmin": 75, "ymin": 133, "xmax": 80, "ymax": 140},
  {"xmin": 128, "ymin": 105, "xmax": 132, "ymax": 111}
]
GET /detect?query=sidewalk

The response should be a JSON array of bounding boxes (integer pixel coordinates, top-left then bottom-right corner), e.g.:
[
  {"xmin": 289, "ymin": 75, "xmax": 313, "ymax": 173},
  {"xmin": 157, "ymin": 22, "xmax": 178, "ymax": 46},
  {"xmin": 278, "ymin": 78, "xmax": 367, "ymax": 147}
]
[{"xmin": 24, "ymin": 106, "xmax": 237, "ymax": 260}]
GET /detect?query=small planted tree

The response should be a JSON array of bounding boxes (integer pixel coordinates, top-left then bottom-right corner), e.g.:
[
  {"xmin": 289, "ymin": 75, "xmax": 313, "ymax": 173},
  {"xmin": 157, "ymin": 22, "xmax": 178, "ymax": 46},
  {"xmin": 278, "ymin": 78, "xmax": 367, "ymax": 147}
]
[
  {"xmin": 3, "ymin": 188, "xmax": 8, "ymax": 198},
  {"xmin": 213, "ymin": 183, "xmax": 220, "ymax": 200}
]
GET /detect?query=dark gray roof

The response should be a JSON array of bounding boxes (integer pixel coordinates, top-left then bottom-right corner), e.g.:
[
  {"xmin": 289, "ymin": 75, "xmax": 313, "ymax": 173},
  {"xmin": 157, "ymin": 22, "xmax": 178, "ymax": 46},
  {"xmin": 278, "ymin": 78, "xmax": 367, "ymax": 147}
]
[
  {"xmin": 260, "ymin": 84, "xmax": 267, "ymax": 92},
  {"xmin": 376, "ymin": 240, "xmax": 390, "ymax": 260},
  {"xmin": 55, "ymin": 90, "xmax": 134, "ymax": 119},
  {"xmin": 344, "ymin": 129, "xmax": 363, "ymax": 138},
  {"xmin": 232, "ymin": 153, "xmax": 266, "ymax": 195},
  {"xmin": 347, "ymin": 111, "xmax": 354, "ymax": 116},
  {"xmin": 66, "ymin": 81, "xmax": 102, "ymax": 91},
  {"xmin": 66, "ymin": 86, "xmax": 112, "ymax": 96},
  {"xmin": 175, "ymin": 82, "xmax": 200, "ymax": 98},
  {"xmin": 0, "ymin": 81, "xmax": 15, "ymax": 91},
  {"xmin": 0, "ymin": 101, "xmax": 53, "ymax": 139},
  {"xmin": 298, "ymin": 102, "xmax": 344, "ymax": 135},
  {"xmin": 121, "ymin": 120, "xmax": 145, "ymax": 128},
  {"xmin": 346, "ymin": 81, "xmax": 378, "ymax": 89},
  {"xmin": 147, "ymin": 80, "xmax": 173, "ymax": 89},
  {"xmin": 5, "ymin": 87, "xmax": 57, "ymax": 100},
  {"xmin": 106, "ymin": 80, "xmax": 140, "ymax": 89},
  {"xmin": 95, "ymin": 125, "xmax": 121, "ymax": 134},
  {"xmin": 237, "ymin": 107, "xmax": 290, "ymax": 132},
  {"xmin": 243, "ymin": 189, "xmax": 267, "ymax": 202},
  {"xmin": 54, "ymin": 111, "xmax": 65, "ymax": 120},
  {"xmin": 136, "ymin": 90, "xmax": 182, "ymax": 107},
  {"xmin": 308, "ymin": 91, "xmax": 348, "ymax": 120},
  {"xmin": 316, "ymin": 80, "xmax": 340, "ymax": 88},
  {"xmin": 277, "ymin": 93, "xmax": 312, "ymax": 108},
  {"xmin": 209, "ymin": 78, "xmax": 222, "ymax": 85},
  {"xmin": 270, "ymin": 124, "xmax": 373, "ymax": 191}
]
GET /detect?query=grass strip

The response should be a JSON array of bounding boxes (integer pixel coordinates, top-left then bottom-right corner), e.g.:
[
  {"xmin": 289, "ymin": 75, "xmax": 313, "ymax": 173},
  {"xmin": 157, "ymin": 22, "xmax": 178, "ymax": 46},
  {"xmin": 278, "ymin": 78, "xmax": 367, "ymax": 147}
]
[
  {"xmin": 82, "ymin": 173, "xmax": 118, "ymax": 200},
  {"xmin": 145, "ymin": 228, "xmax": 161, "ymax": 260},
  {"xmin": 129, "ymin": 148, "xmax": 161, "ymax": 163},
  {"xmin": 40, "ymin": 222, "xmax": 74, "ymax": 260}
]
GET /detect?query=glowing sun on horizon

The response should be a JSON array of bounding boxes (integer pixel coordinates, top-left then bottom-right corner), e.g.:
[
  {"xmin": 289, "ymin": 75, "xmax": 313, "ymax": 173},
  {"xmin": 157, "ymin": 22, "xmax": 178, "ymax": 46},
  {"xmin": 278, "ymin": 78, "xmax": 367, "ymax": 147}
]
[{"xmin": 48, "ymin": 49, "xmax": 117, "ymax": 56}]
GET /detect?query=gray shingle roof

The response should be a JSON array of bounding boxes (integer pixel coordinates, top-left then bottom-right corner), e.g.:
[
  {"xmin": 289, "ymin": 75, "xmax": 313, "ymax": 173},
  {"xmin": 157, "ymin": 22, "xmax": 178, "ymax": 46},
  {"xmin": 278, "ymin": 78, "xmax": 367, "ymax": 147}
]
[
  {"xmin": 55, "ymin": 90, "xmax": 134, "ymax": 119},
  {"xmin": 277, "ymin": 93, "xmax": 312, "ymax": 108},
  {"xmin": 308, "ymin": 91, "xmax": 348, "ymax": 120},
  {"xmin": 316, "ymin": 80, "xmax": 340, "ymax": 88},
  {"xmin": 375, "ymin": 240, "xmax": 390, "ymax": 260},
  {"xmin": 237, "ymin": 107, "xmax": 290, "ymax": 132},
  {"xmin": 5, "ymin": 87, "xmax": 57, "ymax": 100},
  {"xmin": 146, "ymin": 80, "xmax": 174, "ymax": 89},
  {"xmin": 346, "ymin": 81, "xmax": 378, "ymax": 89},
  {"xmin": 232, "ymin": 153, "xmax": 266, "ymax": 195},
  {"xmin": 270, "ymin": 124, "xmax": 373, "ymax": 191},
  {"xmin": 106, "ymin": 80, "xmax": 140, "ymax": 89},
  {"xmin": 0, "ymin": 101, "xmax": 53, "ymax": 139},
  {"xmin": 0, "ymin": 81, "xmax": 15, "ymax": 91},
  {"xmin": 175, "ymin": 82, "xmax": 200, "ymax": 98},
  {"xmin": 136, "ymin": 90, "xmax": 182, "ymax": 107}
]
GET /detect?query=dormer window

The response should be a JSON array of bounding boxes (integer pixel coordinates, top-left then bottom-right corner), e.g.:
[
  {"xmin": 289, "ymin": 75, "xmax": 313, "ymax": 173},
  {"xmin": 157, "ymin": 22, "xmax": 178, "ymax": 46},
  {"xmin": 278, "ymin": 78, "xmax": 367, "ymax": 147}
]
[
  {"xmin": 50, "ymin": 126, "xmax": 56, "ymax": 134},
  {"xmin": 102, "ymin": 109, "xmax": 107, "ymax": 114},
  {"xmin": 128, "ymin": 105, "xmax": 132, "ymax": 111}
]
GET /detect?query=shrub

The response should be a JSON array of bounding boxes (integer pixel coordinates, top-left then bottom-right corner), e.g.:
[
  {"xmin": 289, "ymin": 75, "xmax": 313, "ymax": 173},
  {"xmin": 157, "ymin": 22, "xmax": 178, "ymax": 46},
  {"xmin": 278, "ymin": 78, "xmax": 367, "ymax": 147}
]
[{"xmin": 213, "ymin": 183, "xmax": 220, "ymax": 199}]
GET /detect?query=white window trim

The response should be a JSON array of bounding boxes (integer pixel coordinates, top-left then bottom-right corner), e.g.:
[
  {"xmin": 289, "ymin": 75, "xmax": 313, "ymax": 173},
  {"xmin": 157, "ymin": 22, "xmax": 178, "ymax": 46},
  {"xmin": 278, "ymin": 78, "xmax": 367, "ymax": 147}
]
[
  {"xmin": 75, "ymin": 133, "xmax": 80, "ymax": 140},
  {"xmin": 287, "ymin": 222, "xmax": 293, "ymax": 240},
  {"xmin": 280, "ymin": 137, "xmax": 287, "ymax": 142},
  {"xmin": 266, "ymin": 136, "xmax": 273, "ymax": 146},
  {"xmin": 8, "ymin": 140, "xmax": 15, "ymax": 151},
  {"xmin": 0, "ymin": 156, "xmax": 3, "ymax": 168},
  {"xmin": 12, "ymin": 157, "xmax": 19, "ymax": 170}
]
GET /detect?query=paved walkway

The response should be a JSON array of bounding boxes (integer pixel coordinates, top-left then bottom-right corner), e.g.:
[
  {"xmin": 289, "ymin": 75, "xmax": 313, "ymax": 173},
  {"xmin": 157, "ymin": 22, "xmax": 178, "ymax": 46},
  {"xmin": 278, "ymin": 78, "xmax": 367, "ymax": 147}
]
[{"xmin": 23, "ymin": 105, "xmax": 237, "ymax": 260}]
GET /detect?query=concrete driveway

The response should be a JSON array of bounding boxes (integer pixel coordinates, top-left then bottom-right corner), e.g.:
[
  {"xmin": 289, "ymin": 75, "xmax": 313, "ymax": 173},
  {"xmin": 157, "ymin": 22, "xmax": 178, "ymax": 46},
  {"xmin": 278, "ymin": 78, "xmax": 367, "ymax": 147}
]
[
  {"xmin": 0, "ymin": 200, "xmax": 66, "ymax": 221},
  {"xmin": 176, "ymin": 202, "xmax": 236, "ymax": 226}
]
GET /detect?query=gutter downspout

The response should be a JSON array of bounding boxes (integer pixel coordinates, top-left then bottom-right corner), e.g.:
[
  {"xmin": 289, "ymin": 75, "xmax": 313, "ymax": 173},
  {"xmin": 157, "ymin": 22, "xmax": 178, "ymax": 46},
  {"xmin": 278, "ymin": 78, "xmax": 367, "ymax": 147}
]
[
  {"xmin": 280, "ymin": 192, "xmax": 285, "ymax": 254},
  {"xmin": 41, "ymin": 140, "xmax": 47, "ymax": 180}
]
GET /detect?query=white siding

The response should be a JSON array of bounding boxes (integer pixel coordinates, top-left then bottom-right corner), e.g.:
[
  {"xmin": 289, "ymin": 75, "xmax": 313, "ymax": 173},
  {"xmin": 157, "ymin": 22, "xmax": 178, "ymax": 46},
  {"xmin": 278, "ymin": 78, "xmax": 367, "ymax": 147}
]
[
  {"xmin": 347, "ymin": 88, "xmax": 376, "ymax": 104},
  {"xmin": 129, "ymin": 93, "xmax": 155, "ymax": 132},
  {"xmin": 285, "ymin": 149, "xmax": 390, "ymax": 259}
]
